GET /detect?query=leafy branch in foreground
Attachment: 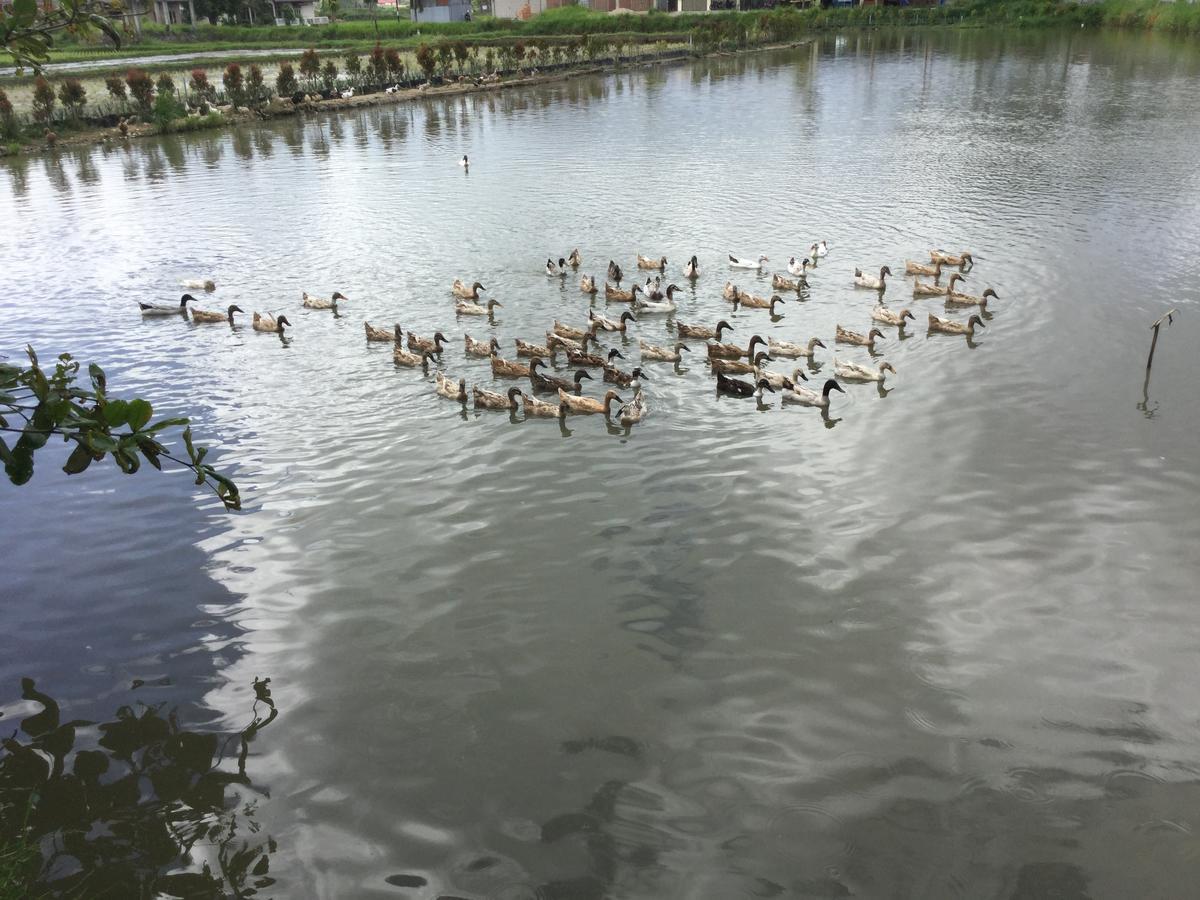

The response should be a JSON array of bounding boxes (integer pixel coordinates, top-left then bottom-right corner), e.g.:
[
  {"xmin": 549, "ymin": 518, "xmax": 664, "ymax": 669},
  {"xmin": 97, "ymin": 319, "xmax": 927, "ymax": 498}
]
[
  {"xmin": 0, "ymin": 0, "xmax": 123, "ymax": 73},
  {"xmin": 0, "ymin": 346, "xmax": 241, "ymax": 510}
]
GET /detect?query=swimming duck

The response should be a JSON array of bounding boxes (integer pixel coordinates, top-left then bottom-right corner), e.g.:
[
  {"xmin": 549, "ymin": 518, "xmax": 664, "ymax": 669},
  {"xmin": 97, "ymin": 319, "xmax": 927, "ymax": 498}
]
[
  {"xmin": 522, "ymin": 393, "xmax": 567, "ymax": 419},
  {"xmin": 458, "ymin": 154, "xmax": 469, "ymax": 167},
  {"xmin": 435, "ymin": 371, "xmax": 468, "ymax": 402},
  {"xmin": 603, "ymin": 365, "xmax": 648, "ymax": 389},
  {"xmin": 605, "ymin": 282, "xmax": 642, "ymax": 303},
  {"xmin": 554, "ymin": 320, "xmax": 591, "ymax": 341},
  {"xmin": 452, "ymin": 279, "xmax": 486, "ymax": 299},
  {"xmin": 738, "ymin": 294, "xmax": 786, "ymax": 313},
  {"xmin": 569, "ymin": 344, "xmax": 624, "ymax": 369},
  {"xmin": 456, "ymin": 298, "xmax": 503, "ymax": 316},
  {"xmin": 407, "ymin": 330, "xmax": 448, "ymax": 355},
  {"xmin": 558, "ymin": 387, "xmax": 624, "ymax": 416},
  {"xmin": 783, "ymin": 378, "xmax": 844, "ymax": 408},
  {"xmin": 772, "ymin": 273, "xmax": 806, "ymax": 292},
  {"xmin": 643, "ymin": 276, "xmax": 663, "ymax": 300},
  {"xmin": 192, "ymin": 304, "xmax": 243, "ymax": 324},
  {"xmin": 722, "ymin": 281, "xmax": 748, "ymax": 303},
  {"xmin": 928, "ymin": 313, "xmax": 985, "ymax": 336},
  {"xmin": 729, "ymin": 254, "xmax": 769, "ymax": 269},
  {"xmin": 811, "ymin": 240, "xmax": 829, "ymax": 258},
  {"xmin": 393, "ymin": 347, "xmax": 434, "ymax": 368},
  {"xmin": 515, "ymin": 337, "xmax": 556, "ymax": 359},
  {"xmin": 639, "ymin": 340, "xmax": 690, "ymax": 363},
  {"xmin": 607, "ymin": 260, "xmax": 623, "ymax": 283},
  {"xmin": 834, "ymin": 359, "xmax": 896, "ymax": 383},
  {"xmin": 912, "ymin": 272, "xmax": 967, "ymax": 297},
  {"xmin": 637, "ymin": 255, "xmax": 667, "ymax": 270},
  {"xmin": 364, "ymin": 322, "xmax": 401, "ymax": 342},
  {"xmin": 710, "ymin": 351, "xmax": 772, "ymax": 375},
  {"xmin": 683, "ymin": 255, "xmax": 700, "ymax": 279},
  {"xmin": 678, "ymin": 318, "xmax": 733, "ymax": 340},
  {"xmin": 590, "ymin": 310, "xmax": 637, "ymax": 333},
  {"xmin": 252, "ymin": 312, "xmax": 291, "ymax": 333},
  {"xmin": 930, "ymin": 250, "xmax": 973, "ymax": 267},
  {"xmin": 835, "ymin": 325, "xmax": 885, "ymax": 349},
  {"xmin": 490, "ymin": 356, "xmax": 530, "ymax": 378},
  {"xmin": 465, "ymin": 334, "xmax": 500, "ymax": 357},
  {"xmin": 617, "ymin": 389, "xmax": 648, "ymax": 426},
  {"xmin": 871, "ymin": 305, "xmax": 916, "ymax": 327},
  {"xmin": 529, "ymin": 360, "xmax": 591, "ymax": 394},
  {"xmin": 473, "ymin": 385, "xmax": 523, "ymax": 410},
  {"xmin": 905, "ymin": 259, "xmax": 942, "ymax": 277},
  {"xmin": 707, "ymin": 333, "xmax": 766, "ymax": 360},
  {"xmin": 636, "ymin": 285, "xmax": 680, "ymax": 314},
  {"xmin": 580, "ymin": 275, "xmax": 599, "ymax": 295},
  {"xmin": 853, "ymin": 266, "xmax": 892, "ymax": 291},
  {"xmin": 545, "ymin": 258, "xmax": 568, "ymax": 277},
  {"xmin": 567, "ymin": 248, "xmax": 582, "ymax": 267},
  {"xmin": 767, "ymin": 336, "xmax": 824, "ymax": 359},
  {"xmin": 716, "ymin": 372, "xmax": 775, "ymax": 399},
  {"xmin": 180, "ymin": 279, "xmax": 216, "ymax": 292},
  {"xmin": 787, "ymin": 257, "xmax": 812, "ymax": 278},
  {"xmin": 547, "ymin": 330, "xmax": 595, "ymax": 354},
  {"xmin": 758, "ymin": 367, "xmax": 808, "ymax": 390},
  {"xmin": 140, "ymin": 294, "xmax": 196, "ymax": 316},
  {"xmin": 945, "ymin": 287, "xmax": 999, "ymax": 310},
  {"xmin": 302, "ymin": 291, "xmax": 348, "ymax": 310}
]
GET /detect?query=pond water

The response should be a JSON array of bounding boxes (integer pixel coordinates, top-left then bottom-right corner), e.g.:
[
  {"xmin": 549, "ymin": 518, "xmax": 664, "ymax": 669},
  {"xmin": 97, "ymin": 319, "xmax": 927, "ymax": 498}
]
[{"xmin": 3, "ymin": 26, "xmax": 1200, "ymax": 899}]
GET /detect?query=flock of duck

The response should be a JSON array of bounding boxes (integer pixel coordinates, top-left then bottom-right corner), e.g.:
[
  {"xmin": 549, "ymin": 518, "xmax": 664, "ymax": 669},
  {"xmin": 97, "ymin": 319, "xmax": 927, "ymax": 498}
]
[{"xmin": 138, "ymin": 241, "xmax": 997, "ymax": 428}]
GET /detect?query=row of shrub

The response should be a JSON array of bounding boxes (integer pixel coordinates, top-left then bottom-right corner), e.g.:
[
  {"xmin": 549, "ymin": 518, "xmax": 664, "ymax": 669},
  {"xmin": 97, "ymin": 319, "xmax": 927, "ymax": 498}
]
[{"xmin": 0, "ymin": 35, "xmax": 688, "ymax": 144}]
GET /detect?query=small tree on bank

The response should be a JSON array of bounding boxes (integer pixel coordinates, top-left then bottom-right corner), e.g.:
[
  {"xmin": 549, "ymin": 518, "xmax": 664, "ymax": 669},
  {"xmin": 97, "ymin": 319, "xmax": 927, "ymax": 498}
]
[
  {"xmin": 0, "ymin": 89, "xmax": 18, "ymax": 140},
  {"xmin": 247, "ymin": 64, "xmax": 266, "ymax": 104},
  {"xmin": 276, "ymin": 62, "xmax": 298, "ymax": 98},
  {"xmin": 125, "ymin": 69, "xmax": 155, "ymax": 116},
  {"xmin": 31, "ymin": 76, "xmax": 56, "ymax": 125},
  {"xmin": 299, "ymin": 48, "xmax": 321, "ymax": 93},
  {"xmin": 57, "ymin": 78, "xmax": 87, "ymax": 122},
  {"xmin": 223, "ymin": 62, "xmax": 246, "ymax": 107}
]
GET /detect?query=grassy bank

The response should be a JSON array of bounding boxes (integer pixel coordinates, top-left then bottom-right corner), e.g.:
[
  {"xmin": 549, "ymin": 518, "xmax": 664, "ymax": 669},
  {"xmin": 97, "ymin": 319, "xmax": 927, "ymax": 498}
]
[{"xmin": 11, "ymin": 2, "xmax": 1200, "ymax": 71}]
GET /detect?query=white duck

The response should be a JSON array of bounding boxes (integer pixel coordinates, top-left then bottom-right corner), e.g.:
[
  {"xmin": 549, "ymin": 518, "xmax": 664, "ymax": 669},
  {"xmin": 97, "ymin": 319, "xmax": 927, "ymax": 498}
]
[
  {"xmin": 811, "ymin": 240, "xmax": 829, "ymax": 258},
  {"xmin": 636, "ymin": 284, "xmax": 680, "ymax": 314},
  {"xmin": 729, "ymin": 253, "xmax": 769, "ymax": 269},
  {"xmin": 834, "ymin": 359, "xmax": 896, "ymax": 383},
  {"xmin": 853, "ymin": 266, "xmax": 892, "ymax": 291},
  {"xmin": 617, "ymin": 389, "xmax": 648, "ymax": 426},
  {"xmin": 455, "ymin": 298, "xmax": 503, "ymax": 316},
  {"xmin": 545, "ymin": 258, "xmax": 568, "ymax": 277},
  {"xmin": 783, "ymin": 378, "xmax": 844, "ymax": 409},
  {"xmin": 786, "ymin": 257, "xmax": 811, "ymax": 278},
  {"xmin": 767, "ymin": 336, "xmax": 824, "ymax": 359},
  {"xmin": 458, "ymin": 154, "xmax": 469, "ymax": 167},
  {"xmin": 140, "ymin": 294, "xmax": 196, "ymax": 316},
  {"xmin": 179, "ymin": 279, "xmax": 216, "ymax": 292},
  {"xmin": 871, "ymin": 304, "xmax": 915, "ymax": 327},
  {"xmin": 683, "ymin": 255, "xmax": 699, "ymax": 279},
  {"xmin": 302, "ymin": 291, "xmax": 348, "ymax": 310}
]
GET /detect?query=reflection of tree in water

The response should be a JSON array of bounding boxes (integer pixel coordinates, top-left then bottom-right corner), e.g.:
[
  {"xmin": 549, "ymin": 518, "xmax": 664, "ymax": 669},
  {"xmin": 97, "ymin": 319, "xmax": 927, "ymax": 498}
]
[{"xmin": 0, "ymin": 677, "xmax": 278, "ymax": 898}]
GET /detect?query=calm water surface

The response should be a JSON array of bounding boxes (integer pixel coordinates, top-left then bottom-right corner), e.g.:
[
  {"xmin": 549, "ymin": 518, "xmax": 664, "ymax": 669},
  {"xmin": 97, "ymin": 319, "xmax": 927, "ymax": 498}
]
[{"xmin": 3, "ymin": 28, "xmax": 1200, "ymax": 899}]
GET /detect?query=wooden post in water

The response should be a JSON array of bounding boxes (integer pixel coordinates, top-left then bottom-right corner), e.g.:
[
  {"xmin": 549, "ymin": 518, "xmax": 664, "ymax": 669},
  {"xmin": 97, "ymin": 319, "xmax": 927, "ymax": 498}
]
[{"xmin": 1146, "ymin": 308, "xmax": 1179, "ymax": 371}]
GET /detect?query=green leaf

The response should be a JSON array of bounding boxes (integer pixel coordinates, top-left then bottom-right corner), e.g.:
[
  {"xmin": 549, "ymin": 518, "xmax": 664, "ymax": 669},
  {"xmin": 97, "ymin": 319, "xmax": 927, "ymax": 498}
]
[
  {"xmin": 12, "ymin": 0, "xmax": 37, "ymax": 24},
  {"xmin": 88, "ymin": 363, "xmax": 106, "ymax": 396},
  {"xmin": 143, "ymin": 417, "xmax": 190, "ymax": 434},
  {"xmin": 126, "ymin": 398, "xmax": 153, "ymax": 431},
  {"xmin": 0, "ymin": 436, "xmax": 12, "ymax": 467},
  {"xmin": 85, "ymin": 433, "xmax": 119, "ymax": 454},
  {"xmin": 103, "ymin": 399, "xmax": 129, "ymax": 426},
  {"xmin": 63, "ymin": 442, "xmax": 94, "ymax": 475}
]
